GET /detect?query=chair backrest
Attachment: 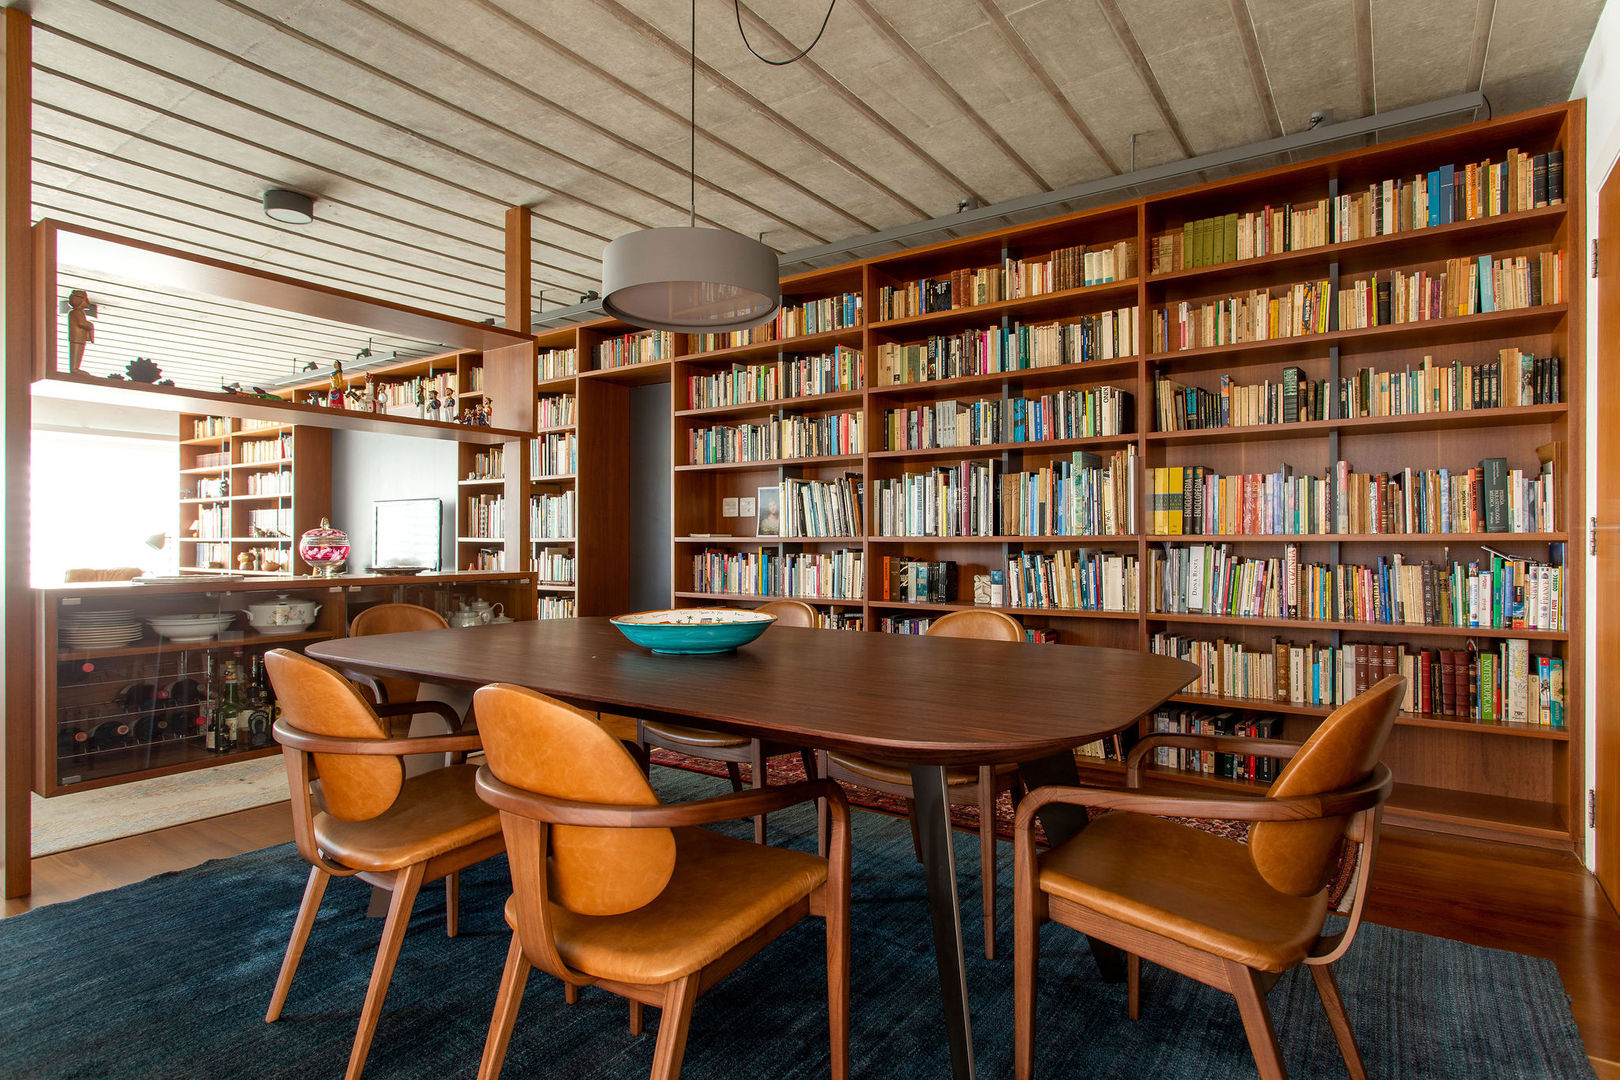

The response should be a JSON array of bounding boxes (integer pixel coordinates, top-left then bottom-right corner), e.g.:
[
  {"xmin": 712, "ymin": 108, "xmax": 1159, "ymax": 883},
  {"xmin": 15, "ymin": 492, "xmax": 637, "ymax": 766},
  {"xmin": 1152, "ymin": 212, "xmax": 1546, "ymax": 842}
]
[
  {"xmin": 1249, "ymin": 675, "xmax": 1403, "ymax": 896},
  {"xmin": 348, "ymin": 604, "xmax": 449, "ymax": 705},
  {"xmin": 265, "ymin": 649, "xmax": 402, "ymax": 821},
  {"xmin": 925, "ymin": 609, "xmax": 1024, "ymax": 642},
  {"xmin": 474, "ymin": 683, "xmax": 677, "ymax": 917},
  {"xmin": 756, "ymin": 599, "xmax": 817, "ymax": 627},
  {"xmin": 64, "ymin": 567, "xmax": 143, "ymax": 582}
]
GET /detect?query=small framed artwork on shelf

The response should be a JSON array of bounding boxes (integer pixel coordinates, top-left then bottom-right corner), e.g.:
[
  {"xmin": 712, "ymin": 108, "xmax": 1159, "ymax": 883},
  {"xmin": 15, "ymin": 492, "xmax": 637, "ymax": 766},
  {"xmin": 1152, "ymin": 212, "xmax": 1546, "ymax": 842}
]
[{"xmin": 756, "ymin": 487, "xmax": 781, "ymax": 537}]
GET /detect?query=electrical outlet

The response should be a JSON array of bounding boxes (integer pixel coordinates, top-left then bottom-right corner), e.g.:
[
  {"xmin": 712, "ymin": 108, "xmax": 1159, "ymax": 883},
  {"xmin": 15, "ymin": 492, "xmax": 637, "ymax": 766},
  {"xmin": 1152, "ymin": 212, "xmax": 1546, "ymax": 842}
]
[
  {"xmin": 721, "ymin": 498, "xmax": 738, "ymax": 518},
  {"xmin": 739, "ymin": 497, "xmax": 757, "ymax": 517}
]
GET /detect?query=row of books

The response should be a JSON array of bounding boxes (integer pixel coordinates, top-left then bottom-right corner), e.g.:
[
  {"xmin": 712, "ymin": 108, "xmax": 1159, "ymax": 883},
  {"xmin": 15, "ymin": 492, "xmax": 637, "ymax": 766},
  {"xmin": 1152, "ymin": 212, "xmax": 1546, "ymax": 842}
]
[
  {"xmin": 529, "ymin": 491, "xmax": 575, "ymax": 539},
  {"xmin": 882, "ymin": 385, "xmax": 1134, "ymax": 451},
  {"xmin": 1153, "ymin": 368, "xmax": 1326, "ymax": 431},
  {"xmin": 780, "ymin": 476, "xmax": 864, "ymax": 538},
  {"xmin": 687, "ymin": 412, "xmax": 863, "ymax": 465},
  {"xmin": 191, "ymin": 416, "xmax": 230, "ymax": 439},
  {"xmin": 240, "ymin": 471, "xmax": 291, "ymax": 496},
  {"xmin": 245, "ymin": 508, "xmax": 291, "ymax": 539},
  {"xmin": 592, "ymin": 330, "xmax": 677, "ymax": 369},
  {"xmin": 192, "ymin": 476, "xmax": 227, "ymax": 500},
  {"xmin": 531, "ymin": 549, "xmax": 576, "ymax": 584},
  {"xmin": 1146, "ymin": 147, "xmax": 1564, "ymax": 275},
  {"xmin": 685, "ymin": 346, "xmax": 863, "ymax": 411},
  {"xmin": 1149, "ymin": 544, "xmax": 1566, "ymax": 631},
  {"xmin": 688, "ymin": 291, "xmax": 864, "ymax": 350},
  {"xmin": 530, "ymin": 432, "xmax": 577, "ymax": 478},
  {"xmin": 874, "ymin": 557, "xmax": 954, "ymax": 603},
  {"xmin": 538, "ymin": 347, "xmax": 577, "ymax": 380},
  {"xmin": 1151, "ymin": 280, "xmax": 1331, "ymax": 351},
  {"xmin": 876, "ymin": 240, "xmax": 1138, "ymax": 319},
  {"xmin": 239, "ymin": 433, "xmax": 293, "ymax": 464},
  {"xmin": 1149, "ymin": 454, "xmax": 1556, "ymax": 536},
  {"xmin": 191, "ymin": 504, "xmax": 228, "ymax": 539},
  {"xmin": 537, "ymin": 596, "xmax": 576, "ymax": 620},
  {"xmin": 691, "ymin": 547, "xmax": 864, "ymax": 600},
  {"xmin": 874, "ymin": 311, "xmax": 1139, "ymax": 386},
  {"xmin": 464, "ymin": 365, "xmax": 483, "ymax": 393},
  {"xmin": 1004, "ymin": 549, "xmax": 1138, "ymax": 612},
  {"xmin": 536, "ymin": 393, "xmax": 575, "ymax": 428},
  {"xmin": 465, "ymin": 447, "xmax": 503, "ymax": 481},
  {"xmin": 1148, "ymin": 709, "xmax": 1283, "ymax": 782},
  {"xmin": 870, "ymin": 460, "xmax": 1000, "ymax": 538},
  {"xmin": 1341, "ymin": 349, "xmax": 1561, "ymax": 417},
  {"xmin": 463, "ymin": 494, "xmax": 505, "ymax": 540},
  {"xmin": 1338, "ymin": 251, "xmax": 1564, "ymax": 329},
  {"xmin": 1001, "ymin": 448, "xmax": 1138, "ymax": 537},
  {"xmin": 463, "ymin": 548, "xmax": 504, "ymax": 572},
  {"xmin": 875, "ymin": 616, "xmax": 1058, "ymax": 642}
]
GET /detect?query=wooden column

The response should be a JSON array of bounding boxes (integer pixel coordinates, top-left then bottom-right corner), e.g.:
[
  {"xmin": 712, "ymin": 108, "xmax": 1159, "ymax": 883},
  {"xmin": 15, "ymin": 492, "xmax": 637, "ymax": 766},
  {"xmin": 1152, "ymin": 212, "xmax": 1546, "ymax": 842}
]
[
  {"xmin": 504, "ymin": 206, "xmax": 531, "ymax": 333},
  {"xmin": 2, "ymin": 8, "xmax": 32, "ymax": 898}
]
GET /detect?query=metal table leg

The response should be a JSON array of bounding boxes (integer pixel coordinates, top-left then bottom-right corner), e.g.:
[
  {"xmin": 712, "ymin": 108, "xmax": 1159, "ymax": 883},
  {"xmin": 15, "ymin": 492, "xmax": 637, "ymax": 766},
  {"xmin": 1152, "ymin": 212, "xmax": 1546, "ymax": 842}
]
[{"xmin": 910, "ymin": 764, "xmax": 975, "ymax": 1080}]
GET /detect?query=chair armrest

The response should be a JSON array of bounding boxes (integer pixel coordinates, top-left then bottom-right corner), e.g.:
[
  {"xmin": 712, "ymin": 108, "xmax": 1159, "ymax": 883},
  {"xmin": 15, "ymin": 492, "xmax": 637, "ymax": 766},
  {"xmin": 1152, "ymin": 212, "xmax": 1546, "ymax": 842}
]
[
  {"xmin": 345, "ymin": 671, "xmax": 389, "ymax": 705},
  {"xmin": 1012, "ymin": 763, "xmax": 1392, "ymax": 835},
  {"xmin": 476, "ymin": 769, "xmax": 848, "ymax": 828},
  {"xmin": 273, "ymin": 718, "xmax": 483, "ymax": 757},
  {"xmin": 373, "ymin": 699, "xmax": 462, "ymax": 730},
  {"xmin": 1124, "ymin": 733, "xmax": 1302, "ymax": 787}
]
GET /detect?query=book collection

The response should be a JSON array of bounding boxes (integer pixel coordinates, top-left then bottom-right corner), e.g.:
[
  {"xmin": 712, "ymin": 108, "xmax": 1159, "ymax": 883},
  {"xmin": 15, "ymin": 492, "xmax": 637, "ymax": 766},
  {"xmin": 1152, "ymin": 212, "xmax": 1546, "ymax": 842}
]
[
  {"xmin": 1338, "ymin": 250, "xmax": 1564, "ymax": 329},
  {"xmin": 1147, "ymin": 709, "xmax": 1282, "ymax": 782},
  {"xmin": 242, "ymin": 471, "xmax": 293, "ymax": 497},
  {"xmin": 464, "ymin": 447, "xmax": 503, "ymax": 481},
  {"xmin": 194, "ymin": 449, "xmax": 230, "ymax": 469},
  {"xmin": 537, "ymin": 596, "xmax": 577, "ymax": 620},
  {"xmin": 875, "ymin": 311, "xmax": 1139, "ymax": 385},
  {"xmin": 192, "ymin": 504, "xmax": 228, "ymax": 539},
  {"xmin": 875, "ymin": 614, "xmax": 1058, "ymax": 642},
  {"xmin": 1148, "ymin": 146, "xmax": 1564, "ymax": 274},
  {"xmin": 692, "ymin": 291, "xmax": 863, "ymax": 348},
  {"xmin": 530, "ymin": 432, "xmax": 577, "ymax": 477},
  {"xmin": 786, "ymin": 346, "xmax": 864, "ymax": 397},
  {"xmin": 882, "ymin": 385, "xmax": 1134, "ymax": 451},
  {"xmin": 1154, "ymin": 369, "xmax": 1327, "ymax": 430},
  {"xmin": 687, "ymin": 411, "xmax": 863, "ymax": 464},
  {"xmin": 1149, "ymin": 543, "xmax": 1566, "ymax": 631},
  {"xmin": 691, "ymin": 547, "xmax": 864, "ymax": 601},
  {"xmin": 1152, "ymin": 280, "xmax": 1333, "ymax": 351},
  {"xmin": 593, "ymin": 329, "xmax": 676, "ymax": 369},
  {"xmin": 191, "ymin": 542, "xmax": 229, "ymax": 568},
  {"xmin": 1148, "ymin": 630, "xmax": 1565, "ymax": 727},
  {"xmin": 1341, "ymin": 349, "xmax": 1560, "ymax": 416},
  {"xmin": 1000, "ymin": 448, "xmax": 1138, "ymax": 536},
  {"xmin": 779, "ymin": 476, "xmax": 864, "ymax": 537},
  {"xmin": 191, "ymin": 416, "xmax": 230, "ymax": 439},
  {"xmin": 372, "ymin": 372, "xmax": 456, "ymax": 412},
  {"xmin": 871, "ymin": 461, "xmax": 1002, "ymax": 537},
  {"xmin": 685, "ymin": 345, "xmax": 865, "ymax": 411},
  {"xmin": 1004, "ymin": 549, "xmax": 1138, "ymax": 612},
  {"xmin": 1149, "ymin": 453, "xmax": 1557, "ymax": 536},
  {"xmin": 194, "ymin": 476, "xmax": 227, "ymax": 499},
  {"xmin": 463, "ymin": 493, "xmax": 505, "ymax": 540},
  {"xmin": 245, "ymin": 508, "xmax": 291, "ymax": 539},
  {"xmin": 464, "ymin": 365, "xmax": 484, "ymax": 394},
  {"xmin": 536, "ymin": 393, "xmax": 575, "ymax": 428},
  {"xmin": 239, "ymin": 433, "xmax": 293, "ymax": 464},
  {"xmin": 876, "ymin": 239, "xmax": 1138, "ymax": 319},
  {"xmin": 464, "ymin": 547, "xmax": 504, "ymax": 572},
  {"xmin": 529, "ymin": 491, "xmax": 575, "ymax": 539},
  {"xmin": 531, "ymin": 549, "xmax": 576, "ymax": 584},
  {"xmin": 873, "ymin": 556, "xmax": 956, "ymax": 602},
  {"xmin": 537, "ymin": 347, "xmax": 577, "ymax": 380}
]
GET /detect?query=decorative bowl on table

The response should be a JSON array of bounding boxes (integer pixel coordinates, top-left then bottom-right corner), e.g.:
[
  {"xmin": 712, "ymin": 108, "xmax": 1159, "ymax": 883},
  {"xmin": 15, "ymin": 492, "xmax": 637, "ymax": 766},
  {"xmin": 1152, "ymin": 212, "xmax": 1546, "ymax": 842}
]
[
  {"xmin": 146, "ymin": 612, "xmax": 237, "ymax": 643},
  {"xmin": 298, "ymin": 518, "xmax": 350, "ymax": 577},
  {"xmin": 609, "ymin": 608, "xmax": 776, "ymax": 655},
  {"xmin": 244, "ymin": 595, "xmax": 322, "ymax": 635}
]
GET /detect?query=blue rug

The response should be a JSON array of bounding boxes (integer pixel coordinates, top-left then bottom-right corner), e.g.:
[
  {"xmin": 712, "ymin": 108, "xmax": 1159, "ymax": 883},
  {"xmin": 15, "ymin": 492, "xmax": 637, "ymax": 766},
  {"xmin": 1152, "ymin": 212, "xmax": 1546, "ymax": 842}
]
[{"xmin": 0, "ymin": 768, "xmax": 1593, "ymax": 1079}]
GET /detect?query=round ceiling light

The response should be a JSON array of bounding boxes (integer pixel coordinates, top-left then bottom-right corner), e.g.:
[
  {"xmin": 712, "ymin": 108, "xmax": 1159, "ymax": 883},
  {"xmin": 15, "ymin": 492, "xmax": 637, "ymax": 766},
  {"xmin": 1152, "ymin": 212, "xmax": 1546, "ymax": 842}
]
[
  {"xmin": 262, "ymin": 188, "xmax": 314, "ymax": 225},
  {"xmin": 601, "ymin": 226, "xmax": 779, "ymax": 333}
]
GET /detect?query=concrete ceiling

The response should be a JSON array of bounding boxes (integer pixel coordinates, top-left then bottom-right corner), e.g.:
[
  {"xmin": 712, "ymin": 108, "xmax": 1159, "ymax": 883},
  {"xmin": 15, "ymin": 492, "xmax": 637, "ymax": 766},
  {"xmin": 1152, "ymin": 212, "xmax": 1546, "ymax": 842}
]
[{"xmin": 25, "ymin": 0, "xmax": 1608, "ymax": 342}]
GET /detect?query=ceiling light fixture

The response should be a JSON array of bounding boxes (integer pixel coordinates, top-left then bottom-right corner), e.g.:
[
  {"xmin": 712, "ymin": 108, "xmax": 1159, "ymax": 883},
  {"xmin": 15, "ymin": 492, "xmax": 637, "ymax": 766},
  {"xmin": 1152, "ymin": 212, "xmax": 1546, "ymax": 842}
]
[
  {"xmin": 600, "ymin": 0, "xmax": 783, "ymax": 333},
  {"xmin": 263, "ymin": 189, "xmax": 314, "ymax": 225}
]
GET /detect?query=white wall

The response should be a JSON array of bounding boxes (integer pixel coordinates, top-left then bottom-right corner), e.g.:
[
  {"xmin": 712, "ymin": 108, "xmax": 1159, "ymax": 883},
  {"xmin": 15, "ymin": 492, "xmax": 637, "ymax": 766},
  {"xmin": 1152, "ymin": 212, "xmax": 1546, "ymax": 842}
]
[
  {"xmin": 1570, "ymin": 0, "xmax": 1618, "ymax": 867},
  {"xmin": 328, "ymin": 429, "xmax": 458, "ymax": 573}
]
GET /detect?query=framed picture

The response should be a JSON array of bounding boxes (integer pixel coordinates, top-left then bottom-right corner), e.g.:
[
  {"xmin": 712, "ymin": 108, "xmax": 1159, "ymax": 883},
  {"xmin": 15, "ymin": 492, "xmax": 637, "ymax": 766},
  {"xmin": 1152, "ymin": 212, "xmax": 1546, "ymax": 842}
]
[{"xmin": 756, "ymin": 485, "xmax": 781, "ymax": 537}]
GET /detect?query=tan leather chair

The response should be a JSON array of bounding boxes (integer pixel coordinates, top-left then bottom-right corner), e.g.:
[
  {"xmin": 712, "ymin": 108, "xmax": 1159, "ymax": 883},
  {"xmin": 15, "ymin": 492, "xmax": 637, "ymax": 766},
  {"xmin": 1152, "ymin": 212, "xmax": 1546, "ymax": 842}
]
[
  {"xmin": 637, "ymin": 600, "xmax": 820, "ymax": 843},
  {"xmin": 818, "ymin": 608, "xmax": 1026, "ymax": 958},
  {"xmin": 471, "ymin": 683, "xmax": 851, "ymax": 1080},
  {"xmin": 345, "ymin": 603, "xmax": 453, "ymax": 727},
  {"xmin": 263, "ymin": 649, "xmax": 504, "ymax": 1080},
  {"xmin": 1012, "ymin": 675, "xmax": 1404, "ymax": 1080},
  {"xmin": 63, "ymin": 566, "xmax": 143, "ymax": 582}
]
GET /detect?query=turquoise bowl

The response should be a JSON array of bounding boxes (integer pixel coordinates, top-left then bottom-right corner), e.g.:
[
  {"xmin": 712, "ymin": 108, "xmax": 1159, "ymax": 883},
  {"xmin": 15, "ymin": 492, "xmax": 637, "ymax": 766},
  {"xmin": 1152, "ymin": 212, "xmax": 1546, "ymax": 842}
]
[{"xmin": 610, "ymin": 608, "xmax": 776, "ymax": 655}]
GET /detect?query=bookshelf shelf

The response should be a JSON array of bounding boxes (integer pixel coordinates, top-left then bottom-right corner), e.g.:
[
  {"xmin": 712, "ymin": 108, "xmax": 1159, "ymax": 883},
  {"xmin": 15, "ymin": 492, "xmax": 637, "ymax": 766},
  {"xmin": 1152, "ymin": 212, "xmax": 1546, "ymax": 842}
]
[
  {"xmin": 1146, "ymin": 612, "xmax": 1568, "ymax": 640},
  {"xmin": 675, "ymin": 327, "xmax": 863, "ymax": 365},
  {"xmin": 870, "ymin": 434, "xmax": 1134, "ymax": 462},
  {"xmin": 673, "ymin": 591, "xmax": 861, "ymax": 605},
  {"xmin": 867, "ymin": 599, "xmax": 1139, "ymax": 620},
  {"xmin": 868, "ymin": 356, "xmax": 1139, "ymax": 400},
  {"xmin": 1148, "ymin": 532, "xmax": 1567, "ymax": 543},
  {"xmin": 1165, "ymin": 692, "xmax": 1569, "ymax": 740},
  {"xmin": 868, "ymin": 278, "xmax": 1139, "ymax": 333},
  {"xmin": 676, "ymin": 390, "xmax": 866, "ymax": 420},
  {"xmin": 675, "ymin": 454, "xmax": 864, "ymax": 472},
  {"xmin": 1385, "ymin": 783, "xmax": 1567, "ymax": 845},
  {"xmin": 458, "ymin": 477, "xmax": 505, "ymax": 486},
  {"xmin": 866, "ymin": 534, "xmax": 1141, "ymax": 545},
  {"xmin": 536, "ymin": 374, "xmax": 578, "ymax": 394},
  {"xmin": 1147, "ymin": 403, "xmax": 1568, "ymax": 442}
]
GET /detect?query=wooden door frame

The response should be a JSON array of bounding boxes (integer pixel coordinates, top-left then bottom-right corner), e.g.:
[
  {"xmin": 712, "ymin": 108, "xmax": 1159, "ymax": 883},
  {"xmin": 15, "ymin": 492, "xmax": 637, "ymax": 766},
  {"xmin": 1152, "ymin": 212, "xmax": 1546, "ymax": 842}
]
[{"xmin": 1595, "ymin": 154, "xmax": 1619, "ymax": 909}]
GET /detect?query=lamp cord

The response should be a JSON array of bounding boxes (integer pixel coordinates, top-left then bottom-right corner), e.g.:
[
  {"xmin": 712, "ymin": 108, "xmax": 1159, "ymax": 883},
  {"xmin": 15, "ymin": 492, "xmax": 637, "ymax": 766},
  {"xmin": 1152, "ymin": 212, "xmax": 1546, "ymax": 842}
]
[{"xmin": 735, "ymin": 0, "xmax": 837, "ymax": 65}]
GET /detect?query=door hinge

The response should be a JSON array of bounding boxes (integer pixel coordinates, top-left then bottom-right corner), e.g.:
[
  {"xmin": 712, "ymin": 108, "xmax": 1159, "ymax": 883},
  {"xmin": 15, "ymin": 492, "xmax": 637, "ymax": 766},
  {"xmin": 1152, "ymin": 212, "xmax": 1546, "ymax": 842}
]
[
  {"xmin": 1595, "ymin": 239, "xmax": 1602, "ymax": 279},
  {"xmin": 1589, "ymin": 789, "xmax": 1598, "ymax": 829}
]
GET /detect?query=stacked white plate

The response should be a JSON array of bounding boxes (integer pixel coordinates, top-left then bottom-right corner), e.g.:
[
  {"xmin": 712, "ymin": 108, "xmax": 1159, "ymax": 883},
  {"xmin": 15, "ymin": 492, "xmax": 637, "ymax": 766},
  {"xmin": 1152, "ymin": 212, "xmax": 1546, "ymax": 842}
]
[
  {"xmin": 146, "ymin": 612, "xmax": 237, "ymax": 643},
  {"xmin": 59, "ymin": 609, "xmax": 143, "ymax": 649}
]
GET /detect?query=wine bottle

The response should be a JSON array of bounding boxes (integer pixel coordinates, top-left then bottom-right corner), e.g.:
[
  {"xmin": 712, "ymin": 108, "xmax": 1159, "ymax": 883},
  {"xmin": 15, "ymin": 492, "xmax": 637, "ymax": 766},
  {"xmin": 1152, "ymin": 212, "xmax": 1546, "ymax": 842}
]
[
  {"xmin": 56, "ymin": 725, "xmax": 88, "ymax": 761},
  {"xmin": 87, "ymin": 720, "xmax": 133, "ymax": 752},
  {"xmin": 218, "ymin": 649, "xmax": 246, "ymax": 753}
]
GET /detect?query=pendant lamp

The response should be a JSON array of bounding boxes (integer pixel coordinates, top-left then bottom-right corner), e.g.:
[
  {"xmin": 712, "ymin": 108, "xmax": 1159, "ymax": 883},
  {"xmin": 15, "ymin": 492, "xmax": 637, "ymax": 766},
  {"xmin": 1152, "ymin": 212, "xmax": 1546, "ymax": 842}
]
[{"xmin": 600, "ymin": 0, "xmax": 780, "ymax": 333}]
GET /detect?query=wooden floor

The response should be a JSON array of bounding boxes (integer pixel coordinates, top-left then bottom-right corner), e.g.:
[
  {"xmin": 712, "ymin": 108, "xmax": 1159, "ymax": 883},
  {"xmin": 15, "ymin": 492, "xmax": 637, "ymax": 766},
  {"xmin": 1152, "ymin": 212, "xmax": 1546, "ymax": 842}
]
[{"xmin": 3, "ymin": 807, "xmax": 1618, "ymax": 1075}]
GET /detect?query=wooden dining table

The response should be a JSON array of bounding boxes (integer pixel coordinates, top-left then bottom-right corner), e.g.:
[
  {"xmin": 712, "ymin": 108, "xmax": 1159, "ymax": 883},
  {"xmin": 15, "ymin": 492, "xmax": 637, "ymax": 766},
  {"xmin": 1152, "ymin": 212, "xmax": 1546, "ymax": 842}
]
[{"xmin": 308, "ymin": 617, "xmax": 1197, "ymax": 1080}]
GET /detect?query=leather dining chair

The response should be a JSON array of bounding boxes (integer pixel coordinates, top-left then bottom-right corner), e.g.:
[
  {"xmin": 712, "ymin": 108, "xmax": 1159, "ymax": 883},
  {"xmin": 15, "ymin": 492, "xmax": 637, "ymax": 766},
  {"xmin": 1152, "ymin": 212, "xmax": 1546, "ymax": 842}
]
[
  {"xmin": 818, "ymin": 608, "xmax": 1026, "ymax": 958},
  {"xmin": 263, "ymin": 649, "xmax": 504, "ymax": 1080},
  {"xmin": 471, "ymin": 683, "xmax": 851, "ymax": 1080},
  {"xmin": 345, "ymin": 603, "xmax": 456, "ymax": 731},
  {"xmin": 1012, "ymin": 675, "xmax": 1404, "ymax": 1080},
  {"xmin": 636, "ymin": 599, "xmax": 821, "ymax": 843}
]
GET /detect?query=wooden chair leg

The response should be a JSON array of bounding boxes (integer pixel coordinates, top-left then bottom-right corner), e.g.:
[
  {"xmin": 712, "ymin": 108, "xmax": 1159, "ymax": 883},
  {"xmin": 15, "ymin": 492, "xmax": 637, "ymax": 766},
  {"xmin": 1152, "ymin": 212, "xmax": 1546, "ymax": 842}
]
[
  {"xmin": 1013, "ymin": 881, "xmax": 1040, "ymax": 1080},
  {"xmin": 824, "ymin": 867, "xmax": 850, "ymax": 1079},
  {"xmin": 445, "ymin": 871, "xmax": 460, "ymax": 938},
  {"xmin": 478, "ymin": 932, "xmax": 532, "ymax": 1080},
  {"xmin": 564, "ymin": 983, "xmax": 579, "ymax": 1005},
  {"xmin": 346, "ymin": 862, "xmax": 426, "ymax": 1080},
  {"xmin": 799, "ymin": 748, "xmax": 818, "ymax": 782},
  {"xmin": 816, "ymin": 751, "xmax": 831, "ymax": 858},
  {"xmin": 1309, "ymin": 963, "xmax": 1367, "ymax": 1080},
  {"xmin": 266, "ymin": 865, "xmax": 330, "ymax": 1022},
  {"xmin": 1126, "ymin": 953, "xmax": 1140, "ymax": 1020},
  {"xmin": 1227, "ymin": 960, "xmax": 1288, "ymax": 1080},
  {"xmin": 905, "ymin": 798, "xmax": 923, "ymax": 862},
  {"xmin": 724, "ymin": 761, "xmax": 745, "ymax": 792},
  {"xmin": 750, "ymin": 741, "xmax": 767, "ymax": 845},
  {"xmin": 978, "ymin": 767, "xmax": 996, "ymax": 960},
  {"xmin": 629, "ymin": 999, "xmax": 644, "ymax": 1036},
  {"xmin": 649, "ymin": 974, "xmax": 700, "ymax": 1080}
]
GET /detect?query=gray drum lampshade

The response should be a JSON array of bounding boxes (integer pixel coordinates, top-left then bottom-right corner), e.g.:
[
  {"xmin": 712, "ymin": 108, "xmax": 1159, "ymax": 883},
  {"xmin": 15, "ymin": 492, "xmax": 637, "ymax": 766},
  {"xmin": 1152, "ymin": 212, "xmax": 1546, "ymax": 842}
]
[{"xmin": 601, "ymin": 226, "xmax": 780, "ymax": 333}]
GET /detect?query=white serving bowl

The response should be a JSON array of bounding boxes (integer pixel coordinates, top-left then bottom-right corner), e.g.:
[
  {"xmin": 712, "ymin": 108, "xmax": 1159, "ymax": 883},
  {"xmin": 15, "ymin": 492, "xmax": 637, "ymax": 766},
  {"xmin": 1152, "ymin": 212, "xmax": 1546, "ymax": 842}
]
[{"xmin": 146, "ymin": 614, "xmax": 236, "ymax": 642}]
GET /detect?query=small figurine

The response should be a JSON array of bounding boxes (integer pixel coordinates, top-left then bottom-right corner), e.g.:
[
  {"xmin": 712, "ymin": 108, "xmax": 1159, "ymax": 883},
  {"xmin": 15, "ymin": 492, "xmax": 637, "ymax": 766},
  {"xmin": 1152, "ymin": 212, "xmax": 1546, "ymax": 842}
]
[
  {"xmin": 416, "ymin": 380, "xmax": 427, "ymax": 419},
  {"xmin": 66, "ymin": 289, "xmax": 94, "ymax": 373},
  {"xmin": 427, "ymin": 389, "xmax": 441, "ymax": 421},
  {"xmin": 363, "ymin": 371, "xmax": 378, "ymax": 413},
  {"xmin": 125, "ymin": 357, "xmax": 162, "ymax": 383},
  {"xmin": 328, "ymin": 359, "xmax": 345, "ymax": 409},
  {"xmin": 261, "ymin": 556, "xmax": 281, "ymax": 573},
  {"xmin": 237, "ymin": 551, "xmax": 256, "ymax": 572}
]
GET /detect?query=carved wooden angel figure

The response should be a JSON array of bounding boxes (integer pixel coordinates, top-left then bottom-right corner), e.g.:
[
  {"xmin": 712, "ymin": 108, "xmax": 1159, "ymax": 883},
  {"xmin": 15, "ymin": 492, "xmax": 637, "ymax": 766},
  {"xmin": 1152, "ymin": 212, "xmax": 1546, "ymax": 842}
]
[{"xmin": 66, "ymin": 289, "xmax": 94, "ymax": 373}]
